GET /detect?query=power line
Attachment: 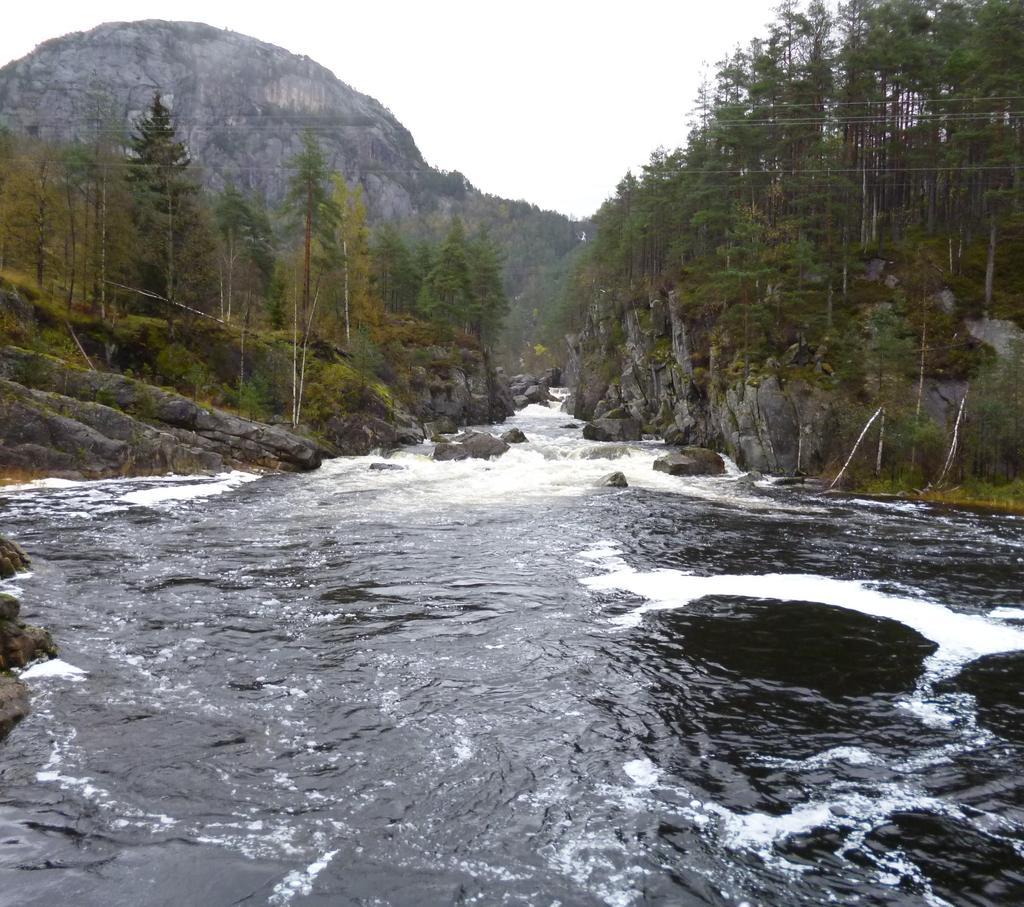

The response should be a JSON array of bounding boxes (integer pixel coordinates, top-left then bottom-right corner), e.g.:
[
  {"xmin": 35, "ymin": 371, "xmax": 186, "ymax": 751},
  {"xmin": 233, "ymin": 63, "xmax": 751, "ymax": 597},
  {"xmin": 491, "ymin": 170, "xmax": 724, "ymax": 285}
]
[
  {"xmin": 6, "ymin": 154, "xmax": 1019, "ymax": 179},
  {"xmin": 701, "ymin": 94, "xmax": 1024, "ymax": 111}
]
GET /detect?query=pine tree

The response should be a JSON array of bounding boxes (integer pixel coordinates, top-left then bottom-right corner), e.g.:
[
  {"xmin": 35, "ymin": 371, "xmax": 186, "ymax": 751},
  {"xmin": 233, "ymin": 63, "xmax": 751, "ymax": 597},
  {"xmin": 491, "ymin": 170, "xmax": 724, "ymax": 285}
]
[
  {"xmin": 286, "ymin": 130, "xmax": 337, "ymax": 332},
  {"xmin": 127, "ymin": 93, "xmax": 213, "ymax": 320}
]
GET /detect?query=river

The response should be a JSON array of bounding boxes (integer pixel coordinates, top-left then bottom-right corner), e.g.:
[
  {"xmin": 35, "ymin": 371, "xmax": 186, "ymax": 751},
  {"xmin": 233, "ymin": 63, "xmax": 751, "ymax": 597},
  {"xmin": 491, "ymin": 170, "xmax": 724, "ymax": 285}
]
[{"xmin": 2, "ymin": 396, "xmax": 1023, "ymax": 906}]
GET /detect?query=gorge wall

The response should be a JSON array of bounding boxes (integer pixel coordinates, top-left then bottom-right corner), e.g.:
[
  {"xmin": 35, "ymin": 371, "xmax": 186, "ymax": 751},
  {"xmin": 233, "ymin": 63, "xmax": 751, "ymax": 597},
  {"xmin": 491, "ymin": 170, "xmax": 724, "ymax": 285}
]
[{"xmin": 566, "ymin": 290, "xmax": 837, "ymax": 475}]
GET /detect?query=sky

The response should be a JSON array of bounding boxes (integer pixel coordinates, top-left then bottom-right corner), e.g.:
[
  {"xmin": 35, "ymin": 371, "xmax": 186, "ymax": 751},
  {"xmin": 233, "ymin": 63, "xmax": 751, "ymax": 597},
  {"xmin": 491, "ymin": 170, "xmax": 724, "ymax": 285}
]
[{"xmin": 0, "ymin": 1, "xmax": 781, "ymax": 218}]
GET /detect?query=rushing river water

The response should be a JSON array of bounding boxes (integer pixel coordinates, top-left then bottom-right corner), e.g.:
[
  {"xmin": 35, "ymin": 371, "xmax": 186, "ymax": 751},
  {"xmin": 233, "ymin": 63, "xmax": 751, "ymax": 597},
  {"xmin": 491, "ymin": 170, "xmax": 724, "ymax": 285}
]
[{"xmin": 2, "ymin": 396, "xmax": 1024, "ymax": 906}]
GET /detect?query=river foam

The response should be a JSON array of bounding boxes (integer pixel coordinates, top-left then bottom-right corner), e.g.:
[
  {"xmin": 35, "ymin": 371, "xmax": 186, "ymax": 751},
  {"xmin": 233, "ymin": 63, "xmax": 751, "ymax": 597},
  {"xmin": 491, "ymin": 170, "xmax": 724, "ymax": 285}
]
[
  {"xmin": 120, "ymin": 470, "xmax": 259, "ymax": 506},
  {"xmin": 582, "ymin": 559, "xmax": 1024, "ymax": 678},
  {"xmin": 18, "ymin": 659, "xmax": 87, "ymax": 681}
]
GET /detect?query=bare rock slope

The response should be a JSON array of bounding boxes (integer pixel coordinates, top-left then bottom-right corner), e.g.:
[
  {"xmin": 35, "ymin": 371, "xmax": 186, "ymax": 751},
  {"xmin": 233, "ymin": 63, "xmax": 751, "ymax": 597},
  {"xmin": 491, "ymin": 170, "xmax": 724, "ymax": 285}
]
[{"xmin": 0, "ymin": 20, "xmax": 432, "ymax": 218}]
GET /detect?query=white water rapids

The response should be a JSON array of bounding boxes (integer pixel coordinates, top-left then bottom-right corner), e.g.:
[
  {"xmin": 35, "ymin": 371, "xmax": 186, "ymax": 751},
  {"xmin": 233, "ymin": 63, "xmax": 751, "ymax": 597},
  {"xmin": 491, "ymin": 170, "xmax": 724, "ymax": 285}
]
[{"xmin": 2, "ymin": 392, "xmax": 1024, "ymax": 906}]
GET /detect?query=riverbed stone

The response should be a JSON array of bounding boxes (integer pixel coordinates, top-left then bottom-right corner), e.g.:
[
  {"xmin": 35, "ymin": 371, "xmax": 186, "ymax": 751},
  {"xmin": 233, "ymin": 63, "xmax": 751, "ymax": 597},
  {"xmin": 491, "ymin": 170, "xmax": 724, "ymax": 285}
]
[
  {"xmin": 599, "ymin": 471, "xmax": 628, "ymax": 488},
  {"xmin": 653, "ymin": 448, "xmax": 725, "ymax": 476},
  {"xmin": 368, "ymin": 462, "xmax": 406, "ymax": 472}
]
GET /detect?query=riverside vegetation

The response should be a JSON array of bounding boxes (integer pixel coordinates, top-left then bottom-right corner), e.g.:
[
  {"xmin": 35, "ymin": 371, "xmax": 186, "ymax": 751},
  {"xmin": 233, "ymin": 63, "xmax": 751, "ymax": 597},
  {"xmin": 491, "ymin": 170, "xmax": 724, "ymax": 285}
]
[
  {"xmin": 0, "ymin": 92, "xmax": 522, "ymax": 478},
  {"xmin": 536, "ymin": 0, "xmax": 1024, "ymax": 507}
]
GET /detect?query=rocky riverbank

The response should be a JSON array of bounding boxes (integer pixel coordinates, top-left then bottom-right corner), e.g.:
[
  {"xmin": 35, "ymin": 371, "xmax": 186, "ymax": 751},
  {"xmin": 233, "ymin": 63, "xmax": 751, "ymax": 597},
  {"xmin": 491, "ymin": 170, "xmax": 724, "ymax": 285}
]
[
  {"xmin": 0, "ymin": 536, "xmax": 55, "ymax": 742},
  {"xmin": 1, "ymin": 282, "xmax": 516, "ymax": 477},
  {"xmin": 564, "ymin": 290, "xmax": 836, "ymax": 475},
  {"xmin": 0, "ymin": 346, "xmax": 324, "ymax": 480}
]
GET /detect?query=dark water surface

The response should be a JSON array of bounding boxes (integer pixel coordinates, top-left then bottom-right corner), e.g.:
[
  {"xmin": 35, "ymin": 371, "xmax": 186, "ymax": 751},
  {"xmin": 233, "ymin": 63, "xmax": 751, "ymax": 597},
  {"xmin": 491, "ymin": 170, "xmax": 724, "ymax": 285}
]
[{"xmin": 2, "ymin": 400, "xmax": 1024, "ymax": 906}]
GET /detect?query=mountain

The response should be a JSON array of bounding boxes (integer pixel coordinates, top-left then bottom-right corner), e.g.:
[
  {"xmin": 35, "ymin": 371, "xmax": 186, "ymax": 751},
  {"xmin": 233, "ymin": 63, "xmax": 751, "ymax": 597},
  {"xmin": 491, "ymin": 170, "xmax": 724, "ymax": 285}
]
[
  {"xmin": 0, "ymin": 20, "xmax": 439, "ymax": 219},
  {"xmin": 0, "ymin": 20, "xmax": 589, "ymax": 362}
]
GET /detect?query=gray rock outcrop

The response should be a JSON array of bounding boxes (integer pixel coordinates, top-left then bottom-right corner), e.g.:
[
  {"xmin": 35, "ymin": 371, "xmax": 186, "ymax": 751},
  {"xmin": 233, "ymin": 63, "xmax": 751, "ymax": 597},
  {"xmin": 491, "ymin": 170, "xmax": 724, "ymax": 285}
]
[
  {"xmin": 406, "ymin": 352, "xmax": 514, "ymax": 429},
  {"xmin": 0, "ymin": 347, "xmax": 323, "ymax": 478},
  {"xmin": 568, "ymin": 288, "xmax": 836, "ymax": 473},
  {"xmin": 598, "ymin": 471, "xmax": 628, "ymax": 487}
]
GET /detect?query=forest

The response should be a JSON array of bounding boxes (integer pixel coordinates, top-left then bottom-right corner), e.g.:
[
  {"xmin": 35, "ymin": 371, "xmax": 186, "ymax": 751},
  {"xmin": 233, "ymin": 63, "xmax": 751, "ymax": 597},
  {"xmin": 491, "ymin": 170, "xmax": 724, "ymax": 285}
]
[
  {"xmin": 552, "ymin": 0, "xmax": 1023, "ymax": 496},
  {"xmin": 0, "ymin": 94, "xmax": 511, "ymax": 428}
]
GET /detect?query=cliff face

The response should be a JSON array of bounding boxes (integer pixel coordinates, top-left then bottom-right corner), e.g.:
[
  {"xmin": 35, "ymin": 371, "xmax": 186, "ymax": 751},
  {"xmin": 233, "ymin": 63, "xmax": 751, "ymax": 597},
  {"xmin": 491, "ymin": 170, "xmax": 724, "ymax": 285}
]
[
  {"xmin": 0, "ymin": 21, "xmax": 428, "ymax": 218},
  {"xmin": 567, "ymin": 291, "xmax": 837, "ymax": 475}
]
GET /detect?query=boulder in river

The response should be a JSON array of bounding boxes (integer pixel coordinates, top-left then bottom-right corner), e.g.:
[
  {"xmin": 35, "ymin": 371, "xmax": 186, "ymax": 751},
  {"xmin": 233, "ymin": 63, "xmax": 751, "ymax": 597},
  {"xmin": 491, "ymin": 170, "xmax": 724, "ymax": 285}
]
[
  {"xmin": 501, "ymin": 428, "xmax": 528, "ymax": 444},
  {"xmin": 523, "ymin": 385, "xmax": 549, "ymax": 405},
  {"xmin": 322, "ymin": 414, "xmax": 399, "ymax": 456},
  {"xmin": 432, "ymin": 442, "xmax": 471, "ymax": 462},
  {"xmin": 561, "ymin": 423, "xmax": 581, "ymax": 430},
  {"xmin": 0, "ymin": 676, "xmax": 30, "ymax": 742},
  {"xmin": 0, "ymin": 593, "xmax": 57, "ymax": 671},
  {"xmin": 0, "ymin": 536, "xmax": 30, "ymax": 579},
  {"xmin": 432, "ymin": 431, "xmax": 510, "ymax": 462},
  {"xmin": 582, "ymin": 418, "xmax": 642, "ymax": 442},
  {"xmin": 598, "ymin": 471, "xmax": 628, "ymax": 488},
  {"xmin": 369, "ymin": 462, "xmax": 407, "ymax": 472},
  {"xmin": 653, "ymin": 448, "xmax": 725, "ymax": 476}
]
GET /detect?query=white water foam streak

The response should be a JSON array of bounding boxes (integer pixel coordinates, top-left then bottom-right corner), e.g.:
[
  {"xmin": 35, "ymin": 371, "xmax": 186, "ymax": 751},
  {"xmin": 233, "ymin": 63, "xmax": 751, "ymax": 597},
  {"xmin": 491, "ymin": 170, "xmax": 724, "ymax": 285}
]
[
  {"xmin": 120, "ymin": 470, "xmax": 259, "ymax": 506},
  {"xmin": 584, "ymin": 568, "xmax": 1024, "ymax": 679}
]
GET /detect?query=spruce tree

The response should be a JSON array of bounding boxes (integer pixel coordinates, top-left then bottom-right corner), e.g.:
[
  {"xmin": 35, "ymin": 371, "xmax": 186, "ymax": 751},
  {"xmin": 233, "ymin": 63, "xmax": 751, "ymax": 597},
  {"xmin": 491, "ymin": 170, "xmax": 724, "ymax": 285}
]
[{"xmin": 127, "ymin": 93, "xmax": 212, "ymax": 319}]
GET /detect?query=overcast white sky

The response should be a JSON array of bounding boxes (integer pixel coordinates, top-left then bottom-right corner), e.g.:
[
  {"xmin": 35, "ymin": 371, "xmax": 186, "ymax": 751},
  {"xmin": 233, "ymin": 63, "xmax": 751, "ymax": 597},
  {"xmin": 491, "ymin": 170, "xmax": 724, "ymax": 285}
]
[{"xmin": 1, "ymin": 1, "xmax": 781, "ymax": 218}]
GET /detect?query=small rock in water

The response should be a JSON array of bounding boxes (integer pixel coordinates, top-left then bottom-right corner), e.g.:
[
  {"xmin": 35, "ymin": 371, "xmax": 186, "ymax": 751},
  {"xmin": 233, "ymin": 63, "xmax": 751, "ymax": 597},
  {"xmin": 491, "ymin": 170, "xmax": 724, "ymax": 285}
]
[
  {"xmin": 501, "ymin": 428, "xmax": 528, "ymax": 444},
  {"xmin": 599, "ymin": 472, "xmax": 628, "ymax": 488},
  {"xmin": 369, "ymin": 462, "xmax": 406, "ymax": 472},
  {"xmin": 561, "ymin": 423, "xmax": 581, "ymax": 430}
]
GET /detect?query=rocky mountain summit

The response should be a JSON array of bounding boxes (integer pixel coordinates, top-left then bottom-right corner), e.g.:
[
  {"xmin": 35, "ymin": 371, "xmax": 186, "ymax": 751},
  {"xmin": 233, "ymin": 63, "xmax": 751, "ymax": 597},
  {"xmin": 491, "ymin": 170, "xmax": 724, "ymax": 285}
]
[{"xmin": 0, "ymin": 20, "xmax": 434, "ymax": 218}]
